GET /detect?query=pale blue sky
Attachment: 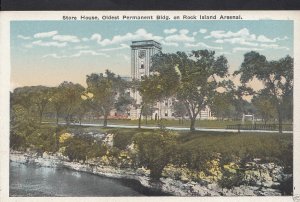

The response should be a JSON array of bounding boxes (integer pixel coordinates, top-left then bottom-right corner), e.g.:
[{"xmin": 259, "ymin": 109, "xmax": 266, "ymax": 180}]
[{"xmin": 11, "ymin": 20, "xmax": 293, "ymax": 89}]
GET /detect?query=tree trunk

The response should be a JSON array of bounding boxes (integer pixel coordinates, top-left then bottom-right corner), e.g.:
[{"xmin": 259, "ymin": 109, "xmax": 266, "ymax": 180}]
[
  {"xmin": 278, "ymin": 113, "xmax": 283, "ymax": 133},
  {"xmin": 190, "ymin": 117, "xmax": 196, "ymax": 131},
  {"xmin": 39, "ymin": 110, "xmax": 43, "ymax": 124},
  {"xmin": 55, "ymin": 127, "xmax": 60, "ymax": 152},
  {"xmin": 56, "ymin": 112, "xmax": 59, "ymax": 126},
  {"xmin": 103, "ymin": 113, "xmax": 108, "ymax": 127},
  {"xmin": 277, "ymin": 105, "xmax": 283, "ymax": 133},
  {"xmin": 138, "ymin": 105, "xmax": 144, "ymax": 129}
]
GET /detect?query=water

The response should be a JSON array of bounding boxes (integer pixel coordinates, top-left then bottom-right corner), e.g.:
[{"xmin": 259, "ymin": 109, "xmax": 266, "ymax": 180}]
[{"xmin": 10, "ymin": 162, "xmax": 170, "ymax": 197}]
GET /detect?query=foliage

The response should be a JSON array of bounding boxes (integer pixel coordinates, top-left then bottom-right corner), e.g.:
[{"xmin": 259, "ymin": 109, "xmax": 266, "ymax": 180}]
[
  {"xmin": 210, "ymin": 92, "xmax": 235, "ymax": 120},
  {"xmin": 218, "ymin": 169, "xmax": 245, "ymax": 189},
  {"xmin": 49, "ymin": 86, "xmax": 66, "ymax": 125},
  {"xmin": 59, "ymin": 133, "xmax": 73, "ymax": 144},
  {"xmin": 172, "ymin": 100, "xmax": 188, "ymax": 123},
  {"xmin": 26, "ymin": 126, "xmax": 57, "ymax": 153},
  {"xmin": 10, "ymin": 104, "xmax": 38, "ymax": 150},
  {"xmin": 252, "ymin": 94, "xmax": 276, "ymax": 123},
  {"xmin": 152, "ymin": 50, "xmax": 229, "ymax": 131},
  {"xmin": 234, "ymin": 52, "xmax": 293, "ymax": 133},
  {"xmin": 63, "ymin": 135, "xmax": 107, "ymax": 162},
  {"xmin": 113, "ymin": 129, "xmax": 136, "ymax": 150},
  {"xmin": 86, "ymin": 70, "xmax": 132, "ymax": 126},
  {"xmin": 133, "ymin": 130, "xmax": 177, "ymax": 180},
  {"xmin": 57, "ymin": 81, "xmax": 85, "ymax": 124}
]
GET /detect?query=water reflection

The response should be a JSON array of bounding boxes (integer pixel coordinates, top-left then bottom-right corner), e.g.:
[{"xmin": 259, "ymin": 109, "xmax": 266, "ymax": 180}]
[{"xmin": 10, "ymin": 162, "xmax": 170, "ymax": 197}]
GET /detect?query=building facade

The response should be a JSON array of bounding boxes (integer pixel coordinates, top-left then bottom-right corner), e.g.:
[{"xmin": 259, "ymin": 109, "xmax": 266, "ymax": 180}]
[{"xmin": 129, "ymin": 40, "xmax": 212, "ymax": 120}]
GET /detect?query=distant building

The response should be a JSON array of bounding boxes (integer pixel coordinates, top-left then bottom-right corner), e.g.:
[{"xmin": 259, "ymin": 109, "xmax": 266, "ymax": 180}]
[{"xmin": 129, "ymin": 40, "xmax": 212, "ymax": 120}]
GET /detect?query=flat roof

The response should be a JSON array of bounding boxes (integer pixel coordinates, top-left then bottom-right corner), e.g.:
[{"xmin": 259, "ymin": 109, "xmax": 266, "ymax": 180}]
[{"xmin": 131, "ymin": 40, "xmax": 162, "ymax": 49}]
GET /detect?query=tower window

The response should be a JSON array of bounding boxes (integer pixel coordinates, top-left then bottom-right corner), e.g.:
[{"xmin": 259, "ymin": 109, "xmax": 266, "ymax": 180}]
[
  {"xmin": 141, "ymin": 64, "xmax": 144, "ymax": 69},
  {"xmin": 165, "ymin": 113, "xmax": 168, "ymax": 117}
]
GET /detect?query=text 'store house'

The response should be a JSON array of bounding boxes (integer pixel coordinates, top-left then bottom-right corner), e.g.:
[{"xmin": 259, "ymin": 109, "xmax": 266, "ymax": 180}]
[{"xmin": 128, "ymin": 40, "xmax": 213, "ymax": 120}]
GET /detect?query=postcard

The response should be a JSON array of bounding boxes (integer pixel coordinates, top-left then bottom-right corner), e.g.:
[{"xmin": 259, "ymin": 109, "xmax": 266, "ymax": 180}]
[{"xmin": 0, "ymin": 11, "xmax": 299, "ymax": 202}]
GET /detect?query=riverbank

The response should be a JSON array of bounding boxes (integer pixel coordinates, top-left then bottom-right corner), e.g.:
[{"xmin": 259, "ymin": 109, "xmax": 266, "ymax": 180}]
[{"xmin": 10, "ymin": 151, "xmax": 290, "ymax": 196}]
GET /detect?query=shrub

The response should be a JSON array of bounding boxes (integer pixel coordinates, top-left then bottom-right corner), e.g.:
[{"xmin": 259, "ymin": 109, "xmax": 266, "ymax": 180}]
[
  {"xmin": 133, "ymin": 130, "xmax": 177, "ymax": 180},
  {"xmin": 113, "ymin": 130, "xmax": 135, "ymax": 150},
  {"xmin": 218, "ymin": 169, "xmax": 245, "ymax": 189},
  {"xmin": 63, "ymin": 135, "xmax": 107, "ymax": 162}
]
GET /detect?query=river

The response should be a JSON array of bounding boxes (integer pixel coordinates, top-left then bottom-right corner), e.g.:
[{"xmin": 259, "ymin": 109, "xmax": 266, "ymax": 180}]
[{"xmin": 9, "ymin": 162, "xmax": 170, "ymax": 197}]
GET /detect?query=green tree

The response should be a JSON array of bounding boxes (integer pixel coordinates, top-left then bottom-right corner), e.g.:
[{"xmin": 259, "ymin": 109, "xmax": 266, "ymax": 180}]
[
  {"xmin": 10, "ymin": 104, "xmax": 38, "ymax": 149},
  {"xmin": 114, "ymin": 92, "xmax": 135, "ymax": 117},
  {"xmin": 58, "ymin": 81, "xmax": 85, "ymax": 125},
  {"xmin": 30, "ymin": 86, "xmax": 52, "ymax": 123},
  {"xmin": 74, "ymin": 97, "xmax": 93, "ymax": 125},
  {"xmin": 133, "ymin": 130, "xmax": 177, "ymax": 180},
  {"xmin": 137, "ymin": 76, "xmax": 161, "ymax": 128},
  {"xmin": 252, "ymin": 94, "xmax": 276, "ymax": 124},
  {"xmin": 86, "ymin": 70, "xmax": 131, "ymax": 127},
  {"xmin": 141, "ymin": 103, "xmax": 155, "ymax": 124},
  {"xmin": 50, "ymin": 86, "xmax": 66, "ymax": 125},
  {"xmin": 171, "ymin": 50, "xmax": 229, "ymax": 131},
  {"xmin": 172, "ymin": 100, "xmax": 187, "ymax": 124},
  {"xmin": 210, "ymin": 92, "xmax": 232, "ymax": 120},
  {"xmin": 234, "ymin": 52, "xmax": 293, "ymax": 133}
]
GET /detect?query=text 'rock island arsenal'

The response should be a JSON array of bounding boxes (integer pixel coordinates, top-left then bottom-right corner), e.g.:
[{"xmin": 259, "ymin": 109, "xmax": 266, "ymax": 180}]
[{"xmin": 63, "ymin": 14, "xmax": 242, "ymax": 21}]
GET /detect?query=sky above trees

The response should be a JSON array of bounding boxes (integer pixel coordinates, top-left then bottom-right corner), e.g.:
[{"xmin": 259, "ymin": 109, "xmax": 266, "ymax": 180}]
[{"xmin": 11, "ymin": 20, "xmax": 293, "ymax": 90}]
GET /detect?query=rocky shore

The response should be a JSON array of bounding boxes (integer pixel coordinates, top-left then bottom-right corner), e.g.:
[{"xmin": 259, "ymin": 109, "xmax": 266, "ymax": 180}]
[{"xmin": 10, "ymin": 151, "xmax": 291, "ymax": 196}]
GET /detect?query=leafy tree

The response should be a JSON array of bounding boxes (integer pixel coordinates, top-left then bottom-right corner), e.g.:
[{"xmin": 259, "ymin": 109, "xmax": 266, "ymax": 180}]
[
  {"xmin": 137, "ymin": 76, "xmax": 162, "ymax": 128},
  {"xmin": 151, "ymin": 50, "xmax": 229, "ymax": 130},
  {"xmin": 252, "ymin": 94, "xmax": 276, "ymax": 124},
  {"xmin": 114, "ymin": 92, "xmax": 135, "ymax": 116},
  {"xmin": 172, "ymin": 100, "xmax": 188, "ymax": 124},
  {"xmin": 234, "ymin": 52, "xmax": 293, "ymax": 133},
  {"xmin": 141, "ymin": 103, "xmax": 155, "ymax": 124},
  {"xmin": 31, "ymin": 86, "xmax": 52, "ymax": 123},
  {"xmin": 10, "ymin": 104, "xmax": 38, "ymax": 149},
  {"xmin": 74, "ymin": 98, "xmax": 93, "ymax": 125},
  {"xmin": 58, "ymin": 81, "xmax": 85, "ymax": 125},
  {"xmin": 50, "ymin": 86, "xmax": 66, "ymax": 125},
  {"xmin": 86, "ymin": 70, "xmax": 131, "ymax": 126},
  {"xmin": 161, "ymin": 50, "xmax": 229, "ymax": 131},
  {"xmin": 210, "ymin": 92, "xmax": 234, "ymax": 120},
  {"xmin": 133, "ymin": 130, "xmax": 177, "ymax": 180}
]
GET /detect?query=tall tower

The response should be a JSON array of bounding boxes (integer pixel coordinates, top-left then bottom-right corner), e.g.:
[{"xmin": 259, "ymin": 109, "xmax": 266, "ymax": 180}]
[{"xmin": 130, "ymin": 40, "xmax": 162, "ymax": 119}]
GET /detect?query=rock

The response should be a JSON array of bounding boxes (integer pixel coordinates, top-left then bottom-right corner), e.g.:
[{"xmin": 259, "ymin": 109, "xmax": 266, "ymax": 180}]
[
  {"xmin": 103, "ymin": 134, "xmax": 114, "ymax": 147},
  {"xmin": 42, "ymin": 152, "xmax": 49, "ymax": 158},
  {"xmin": 256, "ymin": 187, "xmax": 281, "ymax": 196},
  {"xmin": 231, "ymin": 185, "xmax": 256, "ymax": 196}
]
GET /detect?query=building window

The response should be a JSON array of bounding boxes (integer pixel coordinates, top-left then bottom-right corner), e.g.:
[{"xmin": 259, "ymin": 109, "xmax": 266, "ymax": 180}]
[
  {"xmin": 140, "ymin": 61, "xmax": 144, "ymax": 69},
  {"xmin": 165, "ymin": 113, "xmax": 168, "ymax": 117}
]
